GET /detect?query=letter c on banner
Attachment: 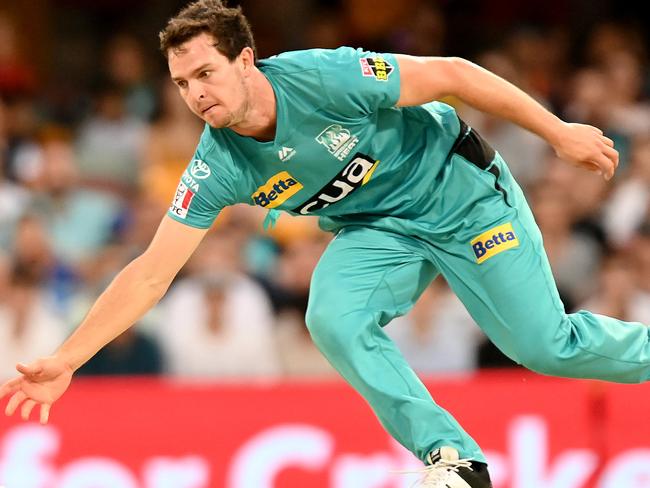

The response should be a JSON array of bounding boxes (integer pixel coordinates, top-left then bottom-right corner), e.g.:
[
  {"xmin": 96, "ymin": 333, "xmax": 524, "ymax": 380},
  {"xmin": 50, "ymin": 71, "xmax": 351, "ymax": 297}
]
[{"xmin": 227, "ymin": 424, "xmax": 334, "ymax": 488}]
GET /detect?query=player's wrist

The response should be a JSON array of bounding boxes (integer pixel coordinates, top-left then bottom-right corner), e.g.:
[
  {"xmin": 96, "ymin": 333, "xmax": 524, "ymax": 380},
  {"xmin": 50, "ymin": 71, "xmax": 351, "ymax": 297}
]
[
  {"xmin": 53, "ymin": 350, "xmax": 83, "ymax": 373},
  {"xmin": 541, "ymin": 117, "xmax": 567, "ymax": 149}
]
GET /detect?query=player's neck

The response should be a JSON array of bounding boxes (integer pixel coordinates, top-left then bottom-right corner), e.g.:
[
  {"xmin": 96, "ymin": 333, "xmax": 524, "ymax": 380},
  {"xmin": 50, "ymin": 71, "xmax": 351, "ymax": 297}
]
[{"xmin": 229, "ymin": 68, "xmax": 277, "ymax": 142}]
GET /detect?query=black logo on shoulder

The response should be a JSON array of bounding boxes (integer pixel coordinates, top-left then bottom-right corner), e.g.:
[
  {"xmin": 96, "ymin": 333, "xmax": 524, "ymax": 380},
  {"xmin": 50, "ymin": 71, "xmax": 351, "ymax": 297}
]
[{"xmin": 359, "ymin": 57, "xmax": 394, "ymax": 81}]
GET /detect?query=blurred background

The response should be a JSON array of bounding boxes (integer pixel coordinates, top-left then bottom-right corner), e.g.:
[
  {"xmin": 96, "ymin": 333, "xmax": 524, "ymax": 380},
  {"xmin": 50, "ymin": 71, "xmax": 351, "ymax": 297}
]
[
  {"xmin": 1, "ymin": 1, "xmax": 649, "ymax": 486},
  {"xmin": 1, "ymin": 0, "xmax": 649, "ymax": 381}
]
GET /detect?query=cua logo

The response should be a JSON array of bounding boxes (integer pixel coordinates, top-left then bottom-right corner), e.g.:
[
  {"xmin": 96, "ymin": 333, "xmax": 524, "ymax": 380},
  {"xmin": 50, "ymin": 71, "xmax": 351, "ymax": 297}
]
[
  {"xmin": 471, "ymin": 223, "xmax": 519, "ymax": 264},
  {"xmin": 252, "ymin": 171, "xmax": 303, "ymax": 208},
  {"xmin": 292, "ymin": 153, "xmax": 378, "ymax": 215}
]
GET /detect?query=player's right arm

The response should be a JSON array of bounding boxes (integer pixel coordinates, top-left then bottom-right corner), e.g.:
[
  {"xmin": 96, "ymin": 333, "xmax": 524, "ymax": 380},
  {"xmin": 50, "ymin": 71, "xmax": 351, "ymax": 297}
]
[
  {"xmin": 395, "ymin": 55, "xmax": 618, "ymax": 180},
  {"xmin": 0, "ymin": 215, "xmax": 208, "ymax": 424}
]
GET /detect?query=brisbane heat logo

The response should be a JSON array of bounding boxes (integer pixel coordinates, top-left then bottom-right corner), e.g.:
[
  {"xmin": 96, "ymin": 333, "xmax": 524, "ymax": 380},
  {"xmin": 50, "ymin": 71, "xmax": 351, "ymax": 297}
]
[
  {"xmin": 471, "ymin": 223, "xmax": 519, "ymax": 264},
  {"xmin": 360, "ymin": 56, "xmax": 394, "ymax": 81},
  {"xmin": 315, "ymin": 124, "xmax": 359, "ymax": 161}
]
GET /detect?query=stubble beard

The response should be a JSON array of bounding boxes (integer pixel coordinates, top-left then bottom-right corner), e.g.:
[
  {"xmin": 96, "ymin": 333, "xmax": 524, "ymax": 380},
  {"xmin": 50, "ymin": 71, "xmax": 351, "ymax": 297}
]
[{"xmin": 206, "ymin": 78, "xmax": 250, "ymax": 130}]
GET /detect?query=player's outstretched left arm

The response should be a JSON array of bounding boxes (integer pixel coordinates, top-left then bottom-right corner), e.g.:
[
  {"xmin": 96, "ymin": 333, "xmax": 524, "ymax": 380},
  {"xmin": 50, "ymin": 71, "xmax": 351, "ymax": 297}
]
[{"xmin": 394, "ymin": 55, "xmax": 619, "ymax": 180}]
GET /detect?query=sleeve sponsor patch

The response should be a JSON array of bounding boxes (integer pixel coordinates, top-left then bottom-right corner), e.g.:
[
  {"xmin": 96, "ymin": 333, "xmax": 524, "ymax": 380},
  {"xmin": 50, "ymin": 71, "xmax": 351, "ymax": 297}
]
[
  {"xmin": 189, "ymin": 159, "xmax": 211, "ymax": 179},
  {"xmin": 359, "ymin": 56, "xmax": 394, "ymax": 81},
  {"xmin": 169, "ymin": 181, "xmax": 195, "ymax": 219}
]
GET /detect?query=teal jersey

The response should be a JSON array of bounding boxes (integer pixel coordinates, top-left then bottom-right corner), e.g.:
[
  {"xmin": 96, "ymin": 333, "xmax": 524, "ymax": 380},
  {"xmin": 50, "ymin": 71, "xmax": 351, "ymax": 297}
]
[{"xmin": 167, "ymin": 47, "xmax": 462, "ymax": 231}]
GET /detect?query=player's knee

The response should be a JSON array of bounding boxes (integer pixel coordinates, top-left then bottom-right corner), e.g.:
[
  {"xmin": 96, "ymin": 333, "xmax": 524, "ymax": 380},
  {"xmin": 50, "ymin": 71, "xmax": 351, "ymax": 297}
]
[
  {"xmin": 517, "ymin": 350, "xmax": 564, "ymax": 375},
  {"xmin": 305, "ymin": 301, "xmax": 345, "ymax": 351},
  {"xmin": 306, "ymin": 302, "xmax": 369, "ymax": 355},
  {"xmin": 507, "ymin": 316, "xmax": 575, "ymax": 374},
  {"xmin": 513, "ymin": 335, "xmax": 570, "ymax": 375}
]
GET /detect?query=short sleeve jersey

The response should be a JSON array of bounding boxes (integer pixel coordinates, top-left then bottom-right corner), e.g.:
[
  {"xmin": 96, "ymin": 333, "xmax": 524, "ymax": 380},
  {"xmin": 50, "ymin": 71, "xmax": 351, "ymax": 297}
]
[{"xmin": 167, "ymin": 47, "xmax": 463, "ymax": 231}]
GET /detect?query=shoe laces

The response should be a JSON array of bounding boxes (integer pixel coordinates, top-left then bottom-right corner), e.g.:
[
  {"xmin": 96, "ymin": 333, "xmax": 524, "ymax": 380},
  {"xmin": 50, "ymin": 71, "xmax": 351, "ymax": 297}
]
[{"xmin": 394, "ymin": 458, "xmax": 474, "ymax": 487}]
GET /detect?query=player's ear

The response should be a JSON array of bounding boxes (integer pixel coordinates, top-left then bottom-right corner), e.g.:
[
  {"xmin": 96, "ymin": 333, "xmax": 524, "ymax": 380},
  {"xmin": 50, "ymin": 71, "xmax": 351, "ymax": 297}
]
[{"xmin": 238, "ymin": 47, "xmax": 255, "ymax": 75}]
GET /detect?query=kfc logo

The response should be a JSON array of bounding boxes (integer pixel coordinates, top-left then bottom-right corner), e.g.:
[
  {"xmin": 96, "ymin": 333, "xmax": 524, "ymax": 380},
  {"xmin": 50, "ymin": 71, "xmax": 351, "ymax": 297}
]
[{"xmin": 169, "ymin": 182, "xmax": 195, "ymax": 219}]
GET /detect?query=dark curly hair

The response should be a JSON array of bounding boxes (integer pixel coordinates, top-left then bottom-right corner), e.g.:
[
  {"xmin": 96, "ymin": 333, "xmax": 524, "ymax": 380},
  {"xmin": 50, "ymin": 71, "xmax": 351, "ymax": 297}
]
[{"xmin": 159, "ymin": 0, "xmax": 256, "ymax": 61}]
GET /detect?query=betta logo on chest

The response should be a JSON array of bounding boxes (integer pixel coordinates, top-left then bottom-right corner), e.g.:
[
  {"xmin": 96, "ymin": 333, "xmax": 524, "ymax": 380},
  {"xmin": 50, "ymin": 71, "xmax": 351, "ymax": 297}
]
[{"xmin": 252, "ymin": 171, "xmax": 303, "ymax": 208}]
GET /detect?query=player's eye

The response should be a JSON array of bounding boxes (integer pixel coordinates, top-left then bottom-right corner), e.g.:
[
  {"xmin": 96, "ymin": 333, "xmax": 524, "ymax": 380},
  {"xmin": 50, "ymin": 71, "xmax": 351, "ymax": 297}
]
[
  {"xmin": 199, "ymin": 70, "xmax": 211, "ymax": 79},
  {"xmin": 176, "ymin": 80, "xmax": 188, "ymax": 89}
]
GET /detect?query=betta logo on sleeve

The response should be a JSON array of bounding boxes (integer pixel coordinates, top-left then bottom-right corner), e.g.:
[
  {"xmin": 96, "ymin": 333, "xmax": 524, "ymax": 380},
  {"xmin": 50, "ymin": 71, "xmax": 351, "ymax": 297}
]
[{"xmin": 471, "ymin": 223, "xmax": 519, "ymax": 264}]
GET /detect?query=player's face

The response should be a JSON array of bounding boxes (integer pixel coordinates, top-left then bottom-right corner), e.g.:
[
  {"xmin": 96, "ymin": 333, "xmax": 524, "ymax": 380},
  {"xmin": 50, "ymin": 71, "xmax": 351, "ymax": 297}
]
[{"xmin": 168, "ymin": 32, "xmax": 251, "ymax": 129}]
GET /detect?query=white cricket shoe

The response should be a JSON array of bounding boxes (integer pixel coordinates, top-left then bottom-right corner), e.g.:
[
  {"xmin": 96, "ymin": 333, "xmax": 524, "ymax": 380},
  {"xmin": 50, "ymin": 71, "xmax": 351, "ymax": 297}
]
[{"xmin": 415, "ymin": 446, "xmax": 492, "ymax": 487}]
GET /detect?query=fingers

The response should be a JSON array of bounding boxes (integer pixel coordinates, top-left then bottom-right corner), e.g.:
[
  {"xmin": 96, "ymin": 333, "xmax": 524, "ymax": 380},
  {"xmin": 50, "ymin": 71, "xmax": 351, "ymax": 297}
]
[
  {"xmin": 603, "ymin": 145, "xmax": 619, "ymax": 169},
  {"xmin": 583, "ymin": 161, "xmax": 602, "ymax": 174},
  {"xmin": 21, "ymin": 399, "xmax": 37, "ymax": 421},
  {"xmin": 0, "ymin": 377, "xmax": 21, "ymax": 400},
  {"xmin": 589, "ymin": 153, "xmax": 615, "ymax": 180},
  {"xmin": 600, "ymin": 135, "xmax": 614, "ymax": 147},
  {"xmin": 5, "ymin": 390, "xmax": 27, "ymax": 416},
  {"xmin": 589, "ymin": 126, "xmax": 604, "ymax": 135},
  {"xmin": 40, "ymin": 403, "xmax": 51, "ymax": 425}
]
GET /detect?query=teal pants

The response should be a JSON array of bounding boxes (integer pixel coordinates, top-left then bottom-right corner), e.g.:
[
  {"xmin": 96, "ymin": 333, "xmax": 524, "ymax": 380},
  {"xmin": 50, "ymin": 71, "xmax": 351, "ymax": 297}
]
[{"xmin": 305, "ymin": 151, "xmax": 650, "ymax": 464}]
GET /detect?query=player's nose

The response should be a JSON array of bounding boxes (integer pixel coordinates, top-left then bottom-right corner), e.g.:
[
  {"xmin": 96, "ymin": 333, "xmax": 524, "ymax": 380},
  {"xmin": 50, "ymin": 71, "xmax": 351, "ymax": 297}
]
[{"xmin": 187, "ymin": 81, "xmax": 206, "ymax": 104}]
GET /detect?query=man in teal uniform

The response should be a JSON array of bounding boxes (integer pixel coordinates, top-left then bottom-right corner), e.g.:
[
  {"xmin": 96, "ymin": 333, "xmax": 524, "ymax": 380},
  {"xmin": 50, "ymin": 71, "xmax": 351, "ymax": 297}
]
[{"xmin": 1, "ymin": 1, "xmax": 644, "ymax": 486}]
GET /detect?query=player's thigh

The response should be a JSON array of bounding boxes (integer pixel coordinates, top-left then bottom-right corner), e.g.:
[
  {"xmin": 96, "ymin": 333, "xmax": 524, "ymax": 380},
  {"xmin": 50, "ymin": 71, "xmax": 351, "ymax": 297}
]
[
  {"xmin": 431, "ymin": 156, "xmax": 566, "ymax": 362},
  {"xmin": 307, "ymin": 226, "xmax": 438, "ymax": 327}
]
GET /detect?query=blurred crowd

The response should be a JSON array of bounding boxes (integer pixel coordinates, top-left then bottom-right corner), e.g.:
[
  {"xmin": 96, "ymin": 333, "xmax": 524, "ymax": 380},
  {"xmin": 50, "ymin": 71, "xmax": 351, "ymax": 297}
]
[{"xmin": 0, "ymin": 0, "xmax": 649, "ymax": 380}]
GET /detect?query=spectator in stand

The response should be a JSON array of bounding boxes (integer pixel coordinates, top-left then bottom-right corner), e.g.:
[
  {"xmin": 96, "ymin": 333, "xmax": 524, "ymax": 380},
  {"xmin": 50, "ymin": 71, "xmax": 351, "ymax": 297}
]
[
  {"xmin": 75, "ymin": 80, "xmax": 147, "ymax": 195},
  {"xmin": 157, "ymin": 230, "xmax": 281, "ymax": 378},
  {"xmin": 10, "ymin": 215, "xmax": 57, "ymax": 294},
  {"xmin": 584, "ymin": 22, "xmax": 647, "ymax": 68},
  {"xmin": 104, "ymin": 34, "xmax": 157, "ymax": 122},
  {"xmin": 581, "ymin": 224, "xmax": 650, "ymax": 327},
  {"xmin": 626, "ymin": 223, "xmax": 650, "ymax": 325},
  {"xmin": 541, "ymin": 152, "xmax": 609, "ymax": 250},
  {"xmin": 0, "ymin": 257, "xmax": 65, "ymax": 382},
  {"xmin": 603, "ymin": 136, "xmax": 650, "ymax": 249},
  {"xmin": 141, "ymin": 79, "xmax": 203, "ymax": 208},
  {"xmin": 386, "ymin": 278, "xmax": 484, "ymax": 374},
  {"xmin": 28, "ymin": 129, "xmax": 124, "ymax": 271},
  {"xmin": 271, "ymin": 232, "xmax": 335, "ymax": 376},
  {"xmin": 0, "ymin": 99, "xmax": 32, "ymax": 251},
  {"xmin": 564, "ymin": 68, "xmax": 612, "ymax": 130},
  {"xmin": 602, "ymin": 50, "xmax": 650, "ymax": 138},
  {"xmin": 529, "ymin": 183, "xmax": 603, "ymax": 309},
  {"xmin": 3, "ymin": 96, "xmax": 42, "ymax": 186},
  {"xmin": 581, "ymin": 253, "xmax": 638, "ymax": 320},
  {"xmin": 75, "ymin": 326, "xmax": 164, "ymax": 376}
]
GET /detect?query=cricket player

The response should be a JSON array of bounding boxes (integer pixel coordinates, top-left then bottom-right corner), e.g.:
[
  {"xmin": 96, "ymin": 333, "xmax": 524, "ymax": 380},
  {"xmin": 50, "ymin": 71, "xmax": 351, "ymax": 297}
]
[{"xmin": 2, "ymin": 1, "xmax": 646, "ymax": 486}]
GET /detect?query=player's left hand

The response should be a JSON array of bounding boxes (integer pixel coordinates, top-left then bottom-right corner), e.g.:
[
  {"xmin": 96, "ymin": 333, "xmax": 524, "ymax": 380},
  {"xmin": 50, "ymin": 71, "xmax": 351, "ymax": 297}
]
[
  {"xmin": 0, "ymin": 356, "xmax": 74, "ymax": 424},
  {"xmin": 551, "ymin": 122, "xmax": 619, "ymax": 180}
]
